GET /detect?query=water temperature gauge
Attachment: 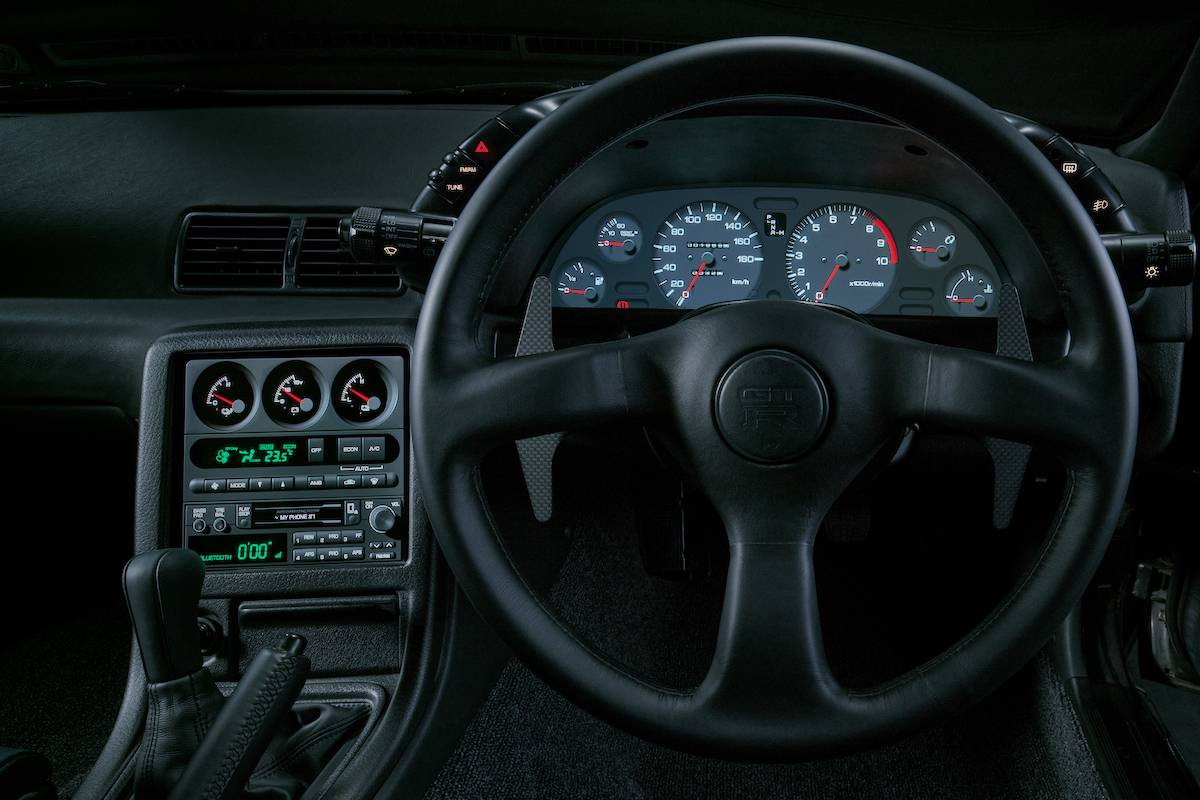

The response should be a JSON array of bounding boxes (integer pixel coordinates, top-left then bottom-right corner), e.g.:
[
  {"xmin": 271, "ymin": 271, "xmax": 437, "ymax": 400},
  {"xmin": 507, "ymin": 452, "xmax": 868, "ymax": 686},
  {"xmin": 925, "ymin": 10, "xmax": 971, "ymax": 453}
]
[
  {"xmin": 264, "ymin": 361, "xmax": 322, "ymax": 425},
  {"xmin": 944, "ymin": 267, "xmax": 996, "ymax": 316},
  {"xmin": 334, "ymin": 360, "xmax": 391, "ymax": 424},
  {"xmin": 193, "ymin": 362, "xmax": 254, "ymax": 428},
  {"xmin": 555, "ymin": 258, "xmax": 607, "ymax": 307}
]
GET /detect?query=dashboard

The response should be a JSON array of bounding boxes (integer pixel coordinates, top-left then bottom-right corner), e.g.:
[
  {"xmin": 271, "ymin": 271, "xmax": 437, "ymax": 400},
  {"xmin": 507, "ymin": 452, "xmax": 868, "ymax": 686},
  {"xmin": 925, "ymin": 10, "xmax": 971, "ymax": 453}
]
[{"xmin": 545, "ymin": 186, "xmax": 1002, "ymax": 317}]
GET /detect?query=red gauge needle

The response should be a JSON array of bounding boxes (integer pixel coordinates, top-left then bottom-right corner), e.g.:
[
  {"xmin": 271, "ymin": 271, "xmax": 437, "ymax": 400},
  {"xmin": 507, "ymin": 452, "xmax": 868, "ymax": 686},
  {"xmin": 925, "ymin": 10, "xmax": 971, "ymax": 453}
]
[
  {"xmin": 911, "ymin": 246, "xmax": 939, "ymax": 253},
  {"xmin": 283, "ymin": 389, "xmax": 304, "ymax": 403},
  {"xmin": 560, "ymin": 288, "xmax": 588, "ymax": 295},
  {"xmin": 599, "ymin": 241, "xmax": 625, "ymax": 247},
  {"xmin": 815, "ymin": 264, "xmax": 840, "ymax": 302},
  {"xmin": 949, "ymin": 297, "xmax": 978, "ymax": 303},
  {"xmin": 349, "ymin": 387, "xmax": 372, "ymax": 402},
  {"xmin": 211, "ymin": 393, "xmax": 235, "ymax": 406},
  {"xmin": 684, "ymin": 256, "xmax": 714, "ymax": 295}
]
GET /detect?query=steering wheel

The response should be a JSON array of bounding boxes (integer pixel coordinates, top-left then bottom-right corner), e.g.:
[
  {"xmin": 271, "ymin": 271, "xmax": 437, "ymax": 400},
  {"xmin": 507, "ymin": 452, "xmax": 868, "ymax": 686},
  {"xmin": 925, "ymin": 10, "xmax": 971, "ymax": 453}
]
[{"xmin": 412, "ymin": 37, "xmax": 1136, "ymax": 760}]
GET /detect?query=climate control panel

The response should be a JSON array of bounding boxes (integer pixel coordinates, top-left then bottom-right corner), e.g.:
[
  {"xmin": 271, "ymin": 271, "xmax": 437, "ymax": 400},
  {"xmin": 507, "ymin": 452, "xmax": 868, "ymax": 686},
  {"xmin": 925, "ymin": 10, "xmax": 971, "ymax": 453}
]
[{"xmin": 180, "ymin": 353, "xmax": 407, "ymax": 569}]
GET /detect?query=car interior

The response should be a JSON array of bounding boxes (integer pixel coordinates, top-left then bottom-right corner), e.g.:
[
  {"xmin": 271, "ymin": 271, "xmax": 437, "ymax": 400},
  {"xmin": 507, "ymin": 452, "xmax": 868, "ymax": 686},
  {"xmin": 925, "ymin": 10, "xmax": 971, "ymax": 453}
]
[{"xmin": 4, "ymin": 3, "xmax": 1200, "ymax": 799}]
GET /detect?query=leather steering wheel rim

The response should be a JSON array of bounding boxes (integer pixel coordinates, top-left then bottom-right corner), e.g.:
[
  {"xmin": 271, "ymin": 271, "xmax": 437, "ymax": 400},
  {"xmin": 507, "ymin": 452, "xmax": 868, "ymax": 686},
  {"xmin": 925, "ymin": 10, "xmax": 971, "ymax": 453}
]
[{"xmin": 412, "ymin": 37, "xmax": 1137, "ymax": 760}]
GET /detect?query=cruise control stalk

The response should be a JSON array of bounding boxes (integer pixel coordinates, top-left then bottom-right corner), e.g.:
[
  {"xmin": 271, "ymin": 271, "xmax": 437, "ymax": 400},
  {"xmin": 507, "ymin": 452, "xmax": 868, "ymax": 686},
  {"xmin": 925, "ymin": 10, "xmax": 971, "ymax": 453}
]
[{"xmin": 338, "ymin": 206, "xmax": 455, "ymax": 291}]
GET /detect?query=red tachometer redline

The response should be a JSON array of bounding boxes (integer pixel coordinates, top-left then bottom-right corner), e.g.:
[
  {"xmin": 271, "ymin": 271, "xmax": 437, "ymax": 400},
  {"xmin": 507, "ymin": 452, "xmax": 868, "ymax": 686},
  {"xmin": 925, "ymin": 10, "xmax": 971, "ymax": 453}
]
[{"xmin": 871, "ymin": 214, "xmax": 899, "ymax": 264}]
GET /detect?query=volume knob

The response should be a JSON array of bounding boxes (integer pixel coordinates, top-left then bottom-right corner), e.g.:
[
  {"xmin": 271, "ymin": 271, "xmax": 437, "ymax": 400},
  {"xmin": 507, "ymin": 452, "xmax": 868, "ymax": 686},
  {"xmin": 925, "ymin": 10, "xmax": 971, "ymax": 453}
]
[{"xmin": 369, "ymin": 505, "xmax": 397, "ymax": 535}]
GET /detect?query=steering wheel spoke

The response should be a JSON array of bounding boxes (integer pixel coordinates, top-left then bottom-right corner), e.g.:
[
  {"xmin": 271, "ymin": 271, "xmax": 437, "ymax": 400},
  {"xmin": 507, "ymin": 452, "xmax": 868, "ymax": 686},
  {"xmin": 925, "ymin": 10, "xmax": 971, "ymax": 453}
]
[
  {"xmin": 436, "ymin": 334, "xmax": 668, "ymax": 457},
  {"xmin": 910, "ymin": 346, "xmax": 1107, "ymax": 463}
]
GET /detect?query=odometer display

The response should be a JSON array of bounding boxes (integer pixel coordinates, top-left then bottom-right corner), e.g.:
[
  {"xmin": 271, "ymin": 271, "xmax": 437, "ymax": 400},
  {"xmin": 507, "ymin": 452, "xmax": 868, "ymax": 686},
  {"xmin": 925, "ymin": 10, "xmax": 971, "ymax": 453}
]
[
  {"xmin": 653, "ymin": 202, "xmax": 762, "ymax": 308},
  {"xmin": 785, "ymin": 204, "xmax": 898, "ymax": 313}
]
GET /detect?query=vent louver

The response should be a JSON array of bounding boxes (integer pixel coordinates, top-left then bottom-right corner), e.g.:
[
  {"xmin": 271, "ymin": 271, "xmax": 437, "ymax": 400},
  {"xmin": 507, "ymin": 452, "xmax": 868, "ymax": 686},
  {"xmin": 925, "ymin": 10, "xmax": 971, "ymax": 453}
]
[
  {"xmin": 176, "ymin": 213, "xmax": 288, "ymax": 289},
  {"xmin": 296, "ymin": 216, "xmax": 400, "ymax": 290}
]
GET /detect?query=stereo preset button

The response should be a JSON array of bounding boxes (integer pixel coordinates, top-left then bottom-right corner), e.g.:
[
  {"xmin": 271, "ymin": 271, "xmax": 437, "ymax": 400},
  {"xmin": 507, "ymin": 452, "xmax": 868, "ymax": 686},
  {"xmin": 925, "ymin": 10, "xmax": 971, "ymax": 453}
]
[
  {"xmin": 338, "ymin": 437, "xmax": 363, "ymax": 462},
  {"xmin": 307, "ymin": 438, "xmax": 326, "ymax": 463},
  {"xmin": 293, "ymin": 532, "xmax": 317, "ymax": 546},
  {"xmin": 346, "ymin": 546, "xmax": 365, "ymax": 561},
  {"xmin": 363, "ymin": 436, "xmax": 386, "ymax": 462},
  {"xmin": 318, "ymin": 547, "xmax": 342, "ymax": 561},
  {"xmin": 294, "ymin": 548, "xmax": 318, "ymax": 563},
  {"xmin": 344, "ymin": 530, "xmax": 364, "ymax": 543}
]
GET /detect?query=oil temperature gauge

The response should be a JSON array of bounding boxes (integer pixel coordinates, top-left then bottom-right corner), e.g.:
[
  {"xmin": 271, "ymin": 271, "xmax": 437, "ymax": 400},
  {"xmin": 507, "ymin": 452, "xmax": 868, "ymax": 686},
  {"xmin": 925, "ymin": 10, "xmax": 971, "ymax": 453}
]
[
  {"xmin": 555, "ymin": 258, "xmax": 607, "ymax": 307},
  {"xmin": 193, "ymin": 362, "xmax": 254, "ymax": 427},
  {"xmin": 264, "ymin": 361, "xmax": 322, "ymax": 425},
  {"xmin": 334, "ymin": 360, "xmax": 390, "ymax": 424},
  {"xmin": 944, "ymin": 267, "xmax": 996, "ymax": 316}
]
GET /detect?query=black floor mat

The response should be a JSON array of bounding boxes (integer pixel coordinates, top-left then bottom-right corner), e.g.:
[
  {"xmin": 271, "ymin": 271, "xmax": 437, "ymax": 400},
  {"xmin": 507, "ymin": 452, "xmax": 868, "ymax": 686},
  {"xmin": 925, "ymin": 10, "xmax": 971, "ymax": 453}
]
[
  {"xmin": 0, "ymin": 602, "xmax": 131, "ymax": 795},
  {"xmin": 425, "ymin": 653, "xmax": 1106, "ymax": 800}
]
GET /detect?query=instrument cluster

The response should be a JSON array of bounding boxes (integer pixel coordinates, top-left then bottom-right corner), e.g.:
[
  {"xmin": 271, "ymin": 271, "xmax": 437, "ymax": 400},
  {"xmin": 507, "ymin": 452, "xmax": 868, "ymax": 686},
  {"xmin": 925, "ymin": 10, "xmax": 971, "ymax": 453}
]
[{"xmin": 546, "ymin": 187, "xmax": 1003, "ymax": 318}]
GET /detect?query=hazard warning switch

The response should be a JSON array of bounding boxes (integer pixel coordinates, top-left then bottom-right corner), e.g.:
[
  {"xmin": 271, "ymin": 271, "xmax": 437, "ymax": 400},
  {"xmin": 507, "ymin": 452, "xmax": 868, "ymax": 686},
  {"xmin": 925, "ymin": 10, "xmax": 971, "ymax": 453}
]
[{"xmin": 460, "ymin": 119, "xmax": 517, "ymax": 168}]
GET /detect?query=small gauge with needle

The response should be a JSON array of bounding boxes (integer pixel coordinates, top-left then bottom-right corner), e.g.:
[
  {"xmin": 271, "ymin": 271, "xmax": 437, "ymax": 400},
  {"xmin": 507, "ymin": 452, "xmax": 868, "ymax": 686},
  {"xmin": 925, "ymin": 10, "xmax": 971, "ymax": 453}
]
[
  {"xmin": 596, "ymin": 213, "xmax": 642, "ymax": 262},
  {"xmin": 334, "ymin": 360, "xmax": 391, "ymax": 424},
  {"xmin": 944, "ymin": 267, "xmax": 996, "ymax": 316},
  {"xmin": 554, "ymin": 258, "xmax": 607, "ymax": 307},
  {"xmin": 908, "ymin": 217, "xmax": 957, "ymax": 266},
  {"xmin": 193, "ymin": 362, "xmax": 254, "ymax": 427},
  {"xmin": 264, "ymin": 361, "xmax": 322, "ymax": 425}
]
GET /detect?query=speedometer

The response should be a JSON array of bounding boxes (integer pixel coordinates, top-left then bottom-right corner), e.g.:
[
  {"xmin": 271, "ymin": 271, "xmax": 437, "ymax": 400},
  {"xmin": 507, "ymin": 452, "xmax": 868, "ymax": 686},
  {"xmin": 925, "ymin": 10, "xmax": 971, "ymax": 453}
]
[
  {"xmin": 652, "ymin": 202, "xmax": 762, "ymax": 309},
  {"xmin": 785, "ymin": 204, "xmax": 898, "ymax": 313}
]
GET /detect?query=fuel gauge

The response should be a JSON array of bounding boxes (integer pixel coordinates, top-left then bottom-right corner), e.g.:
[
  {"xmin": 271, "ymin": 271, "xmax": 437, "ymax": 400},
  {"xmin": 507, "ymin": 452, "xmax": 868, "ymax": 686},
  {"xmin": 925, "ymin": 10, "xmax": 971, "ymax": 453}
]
[
  {"xmin": 555, "ymin": 258, "xmax": 607, "ymax": 307},
  {"xmin": 264, "ymin": 361, "xmax": 322, "ymax": 425},
  {"xmin": 334, "ymin": 360, "xmax": 391, "ymax": 424},
  {"xmin": 193, "ymin": 362, "xmax": 254, "ymax": 428}
]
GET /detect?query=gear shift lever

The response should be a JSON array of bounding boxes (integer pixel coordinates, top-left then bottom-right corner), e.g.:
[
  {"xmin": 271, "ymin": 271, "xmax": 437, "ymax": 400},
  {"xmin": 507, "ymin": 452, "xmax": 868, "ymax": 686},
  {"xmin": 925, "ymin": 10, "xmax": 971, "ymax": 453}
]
[
  {"xmin": 123, "ymin": 549, "xmax": 225, "ymax": 798},
  {"xmin": 123, "ymin": 548, "xmax": 205, "ymax": 683}
]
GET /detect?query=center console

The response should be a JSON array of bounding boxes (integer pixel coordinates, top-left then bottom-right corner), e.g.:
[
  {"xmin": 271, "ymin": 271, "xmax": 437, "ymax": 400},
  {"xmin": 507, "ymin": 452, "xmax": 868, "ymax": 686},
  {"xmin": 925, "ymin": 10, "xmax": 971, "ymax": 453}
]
[{"xmin": 180, "ymin": 353, "xmax": 408, "ymax": 568}]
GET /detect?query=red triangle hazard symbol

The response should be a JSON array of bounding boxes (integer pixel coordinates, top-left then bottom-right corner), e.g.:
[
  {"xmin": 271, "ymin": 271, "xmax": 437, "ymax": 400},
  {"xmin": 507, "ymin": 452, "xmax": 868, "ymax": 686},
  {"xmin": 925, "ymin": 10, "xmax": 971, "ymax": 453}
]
[{"xmin": 474, "ymin": 140, "xmax": 490, "ymax": 154}]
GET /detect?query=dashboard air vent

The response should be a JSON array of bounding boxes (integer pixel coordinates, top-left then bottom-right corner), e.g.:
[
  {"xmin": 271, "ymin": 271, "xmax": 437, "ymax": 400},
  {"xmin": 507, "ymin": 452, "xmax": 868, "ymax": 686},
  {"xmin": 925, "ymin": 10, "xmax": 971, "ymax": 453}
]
[
  {"xmin": 176, "ymin": 213, "xmax": 289, "ymax": 289},
  {"xmin": 296, "ymin": 216, "xmax": 400, "ymax": 291}
]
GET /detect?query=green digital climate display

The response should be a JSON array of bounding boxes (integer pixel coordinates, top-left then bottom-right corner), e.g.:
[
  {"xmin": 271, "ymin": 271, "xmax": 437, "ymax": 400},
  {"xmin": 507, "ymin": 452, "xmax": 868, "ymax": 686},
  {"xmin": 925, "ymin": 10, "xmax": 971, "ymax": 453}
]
[
  {"xmin": 191, "ymin": 438, "xmax": 304, "ymax": 469},
  {"xmin": 189, "ymin": 533, "xmax": 286, "ymax": 567}
]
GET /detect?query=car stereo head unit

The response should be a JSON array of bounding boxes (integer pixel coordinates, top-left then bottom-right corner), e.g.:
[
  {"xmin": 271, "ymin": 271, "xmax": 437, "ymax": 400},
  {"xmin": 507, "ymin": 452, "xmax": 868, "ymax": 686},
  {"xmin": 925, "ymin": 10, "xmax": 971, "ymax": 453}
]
[{"xmin": 180, "ymin": 353, "xmax": 408, "ymax": 568}]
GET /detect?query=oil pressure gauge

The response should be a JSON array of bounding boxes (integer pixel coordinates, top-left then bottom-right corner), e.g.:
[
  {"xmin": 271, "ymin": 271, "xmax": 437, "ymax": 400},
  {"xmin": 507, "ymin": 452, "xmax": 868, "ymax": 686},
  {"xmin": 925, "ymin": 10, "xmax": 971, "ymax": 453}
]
[
  {"xmin": 334, "ymin": 360, "xmax": 390, "ymax": 424},
  {"xmin": 264, "ymin": 361, "xmax": 322, "ymax": 425}
]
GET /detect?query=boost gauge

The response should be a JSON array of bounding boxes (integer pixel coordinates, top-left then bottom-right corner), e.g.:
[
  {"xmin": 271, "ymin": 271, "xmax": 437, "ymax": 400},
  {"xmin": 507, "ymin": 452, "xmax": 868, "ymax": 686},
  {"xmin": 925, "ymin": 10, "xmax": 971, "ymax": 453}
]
[
  {"xmin": 596, "ymin": 213, "xmax": 642, "ymax": 262},
  {"xmin": 334, "ymin": 360, "xmax": 390, "ymax": 424},
  {"xmin": 264, "ymin": 361, "xmax": 322, "ymax": 425},
  {"xmin": 193, "ymin": 362, "xmax": 254, "ymax": 427}
]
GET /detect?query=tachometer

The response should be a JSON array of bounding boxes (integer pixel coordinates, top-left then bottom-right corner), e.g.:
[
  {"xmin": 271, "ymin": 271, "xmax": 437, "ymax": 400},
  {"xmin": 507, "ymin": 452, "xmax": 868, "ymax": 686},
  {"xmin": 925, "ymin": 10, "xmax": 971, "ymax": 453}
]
[
  {"xmin": 785, "ymin": 204, "xmax": 897, "ymax": 313},
  {"xmin": 653, "ymin": 202, "xmax": 762, "ymax": 309}
]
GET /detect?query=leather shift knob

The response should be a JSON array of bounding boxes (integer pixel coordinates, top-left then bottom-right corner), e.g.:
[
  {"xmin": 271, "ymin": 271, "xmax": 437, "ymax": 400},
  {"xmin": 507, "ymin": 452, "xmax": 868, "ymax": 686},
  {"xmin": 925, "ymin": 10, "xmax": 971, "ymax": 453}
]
[{"xmin": 123, "ymin": 548, "xmax": 204, "ymax": 683}]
